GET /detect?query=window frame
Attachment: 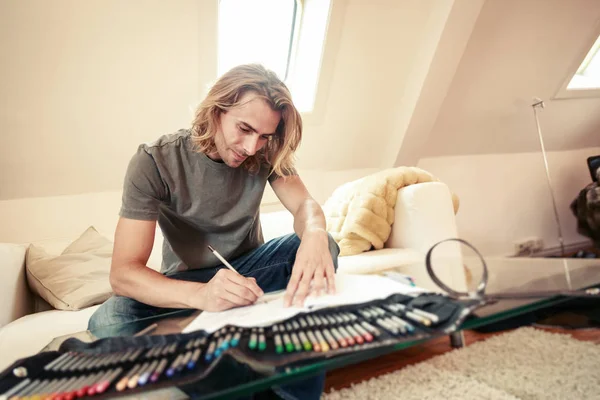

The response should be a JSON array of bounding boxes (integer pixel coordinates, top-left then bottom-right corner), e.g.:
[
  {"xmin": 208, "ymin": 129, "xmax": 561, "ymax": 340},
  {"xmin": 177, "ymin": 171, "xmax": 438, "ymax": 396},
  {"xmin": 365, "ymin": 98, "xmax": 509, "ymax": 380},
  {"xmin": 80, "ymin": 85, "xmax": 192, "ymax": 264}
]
[{"xmin": 553, "ymin": 22, "xmax": 600, "ymax": 100}]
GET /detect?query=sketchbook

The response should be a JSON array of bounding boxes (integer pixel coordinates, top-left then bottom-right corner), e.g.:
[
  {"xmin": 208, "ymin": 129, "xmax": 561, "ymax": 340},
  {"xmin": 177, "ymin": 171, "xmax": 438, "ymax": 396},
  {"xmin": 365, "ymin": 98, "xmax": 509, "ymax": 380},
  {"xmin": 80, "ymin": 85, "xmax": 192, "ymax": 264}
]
[{"xmin": 182, "ymin": 274, "xmax": 426, "ymax": 334}]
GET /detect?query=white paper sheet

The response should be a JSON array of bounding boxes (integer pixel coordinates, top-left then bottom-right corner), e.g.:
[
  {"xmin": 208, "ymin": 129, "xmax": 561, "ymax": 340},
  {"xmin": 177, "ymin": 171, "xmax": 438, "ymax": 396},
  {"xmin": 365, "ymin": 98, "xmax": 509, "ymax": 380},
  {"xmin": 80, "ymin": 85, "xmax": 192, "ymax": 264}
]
[{"xmin": 182, "ymin": 274, "xmax": 425, "ymax": 334}]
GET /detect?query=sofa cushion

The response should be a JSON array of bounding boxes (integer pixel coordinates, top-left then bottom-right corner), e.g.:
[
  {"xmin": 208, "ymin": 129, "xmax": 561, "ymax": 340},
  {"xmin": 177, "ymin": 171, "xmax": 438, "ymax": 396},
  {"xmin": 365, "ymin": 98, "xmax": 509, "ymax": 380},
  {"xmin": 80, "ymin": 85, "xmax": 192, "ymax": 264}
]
[
  {"xmin": 25, "ymin": 227, "xmax": 113, "ymax": 311},
  {"xmin": 0, "ymin": 306, "xmax": 99, "ymax": 371},
  {"xmin": 0, "ymin": 243, "xmax": 32, "ymax": 329},
  {"xmin": 337, "ymin": 248, "xmax": 424, "ymax": 274}
]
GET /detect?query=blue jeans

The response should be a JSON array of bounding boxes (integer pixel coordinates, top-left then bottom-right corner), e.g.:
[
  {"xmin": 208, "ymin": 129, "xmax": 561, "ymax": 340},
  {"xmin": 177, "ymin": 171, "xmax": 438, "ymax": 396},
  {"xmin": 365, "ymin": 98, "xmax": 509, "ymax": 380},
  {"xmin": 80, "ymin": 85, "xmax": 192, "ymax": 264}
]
[{"xmin": 89, "ymin": 233, "xmax": 339, "ymax": 400}]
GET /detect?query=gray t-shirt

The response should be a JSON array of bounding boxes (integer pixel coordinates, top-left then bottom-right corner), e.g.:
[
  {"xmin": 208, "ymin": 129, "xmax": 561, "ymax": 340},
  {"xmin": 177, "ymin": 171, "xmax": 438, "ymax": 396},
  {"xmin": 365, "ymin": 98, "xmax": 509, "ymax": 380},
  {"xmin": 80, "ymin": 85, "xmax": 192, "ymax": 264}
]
[{"xmin": 119, "ymin": 129, "xmax": 285, "ymax": 275}]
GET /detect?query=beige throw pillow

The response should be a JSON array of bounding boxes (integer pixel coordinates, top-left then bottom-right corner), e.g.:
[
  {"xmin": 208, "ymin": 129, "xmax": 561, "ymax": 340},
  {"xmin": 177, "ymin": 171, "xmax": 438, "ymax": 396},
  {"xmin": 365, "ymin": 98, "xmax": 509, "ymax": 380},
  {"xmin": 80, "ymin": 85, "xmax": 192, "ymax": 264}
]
[{"xmin": 25, "ymin": 227, "xmax": 114, "ymax": 311}]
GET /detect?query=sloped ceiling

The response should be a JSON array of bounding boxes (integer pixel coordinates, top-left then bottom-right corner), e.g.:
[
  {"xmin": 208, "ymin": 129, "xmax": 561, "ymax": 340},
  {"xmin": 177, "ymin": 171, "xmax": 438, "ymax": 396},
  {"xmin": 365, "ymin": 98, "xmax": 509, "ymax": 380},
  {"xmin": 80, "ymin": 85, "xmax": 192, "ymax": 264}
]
[{"xmin": 411, "ymin": 0, "xmax": 600, "ymax": 160}]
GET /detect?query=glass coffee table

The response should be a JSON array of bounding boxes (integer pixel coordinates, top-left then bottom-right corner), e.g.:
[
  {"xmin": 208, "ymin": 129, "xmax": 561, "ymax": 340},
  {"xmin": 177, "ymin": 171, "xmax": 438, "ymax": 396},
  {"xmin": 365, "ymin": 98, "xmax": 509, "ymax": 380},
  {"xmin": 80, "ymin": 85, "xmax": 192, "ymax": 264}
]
[{"xmin": 43, "ymin": 256, "xmax": 600, "ymax": 399}]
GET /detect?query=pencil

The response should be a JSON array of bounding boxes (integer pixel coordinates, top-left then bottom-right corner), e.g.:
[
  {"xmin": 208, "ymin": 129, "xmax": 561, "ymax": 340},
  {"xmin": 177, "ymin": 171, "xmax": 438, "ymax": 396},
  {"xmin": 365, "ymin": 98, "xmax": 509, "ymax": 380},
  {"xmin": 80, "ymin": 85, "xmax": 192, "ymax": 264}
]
[{"xmin": 207, "ymin": 245, "xmax": 238, "ymax": 274}]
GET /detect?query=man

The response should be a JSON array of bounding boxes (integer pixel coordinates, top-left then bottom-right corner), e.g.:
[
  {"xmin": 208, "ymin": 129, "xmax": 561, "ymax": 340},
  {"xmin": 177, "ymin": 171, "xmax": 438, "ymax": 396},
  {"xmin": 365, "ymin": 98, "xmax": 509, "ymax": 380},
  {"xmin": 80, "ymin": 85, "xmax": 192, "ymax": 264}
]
[{"xmin": 88, "ymin": 64, "xmax": 339, "ymax": 399}]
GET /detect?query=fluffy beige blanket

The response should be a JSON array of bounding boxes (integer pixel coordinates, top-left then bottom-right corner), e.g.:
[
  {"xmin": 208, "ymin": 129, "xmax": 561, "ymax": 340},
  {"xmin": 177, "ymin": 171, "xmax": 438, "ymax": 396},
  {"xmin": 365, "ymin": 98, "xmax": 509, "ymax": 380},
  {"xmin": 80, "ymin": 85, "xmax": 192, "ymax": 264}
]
[{"xmin": 323, "ymin": 167, "xmax": 459, "ymax": 256}]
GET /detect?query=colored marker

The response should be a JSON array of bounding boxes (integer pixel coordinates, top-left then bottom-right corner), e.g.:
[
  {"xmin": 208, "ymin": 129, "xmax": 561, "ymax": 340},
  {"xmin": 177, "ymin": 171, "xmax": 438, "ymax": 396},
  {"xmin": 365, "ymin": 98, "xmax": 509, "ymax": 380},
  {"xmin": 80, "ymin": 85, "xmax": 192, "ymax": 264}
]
[
  {"xmin": 221, "ymin": 333, "xmax": 232, "ymax": 350},
  {"xmin": 58, "ymin": 354, "xmax": 81, "ymax": 372},
  {"xmin": 360, "ymin": 321, "xmax": 381, "ymax": 337},
  {"xmin": 298, "ymin": 331, "xmax": 312, "ymax": 351},
  {"xmin": 53, "ymin": 376, "xmax": 84, "ymax": 400},
  {"xmin": 94, "ymin": 368, "xmax": 123, "ymax": 394},
  {"xmin": 117, "ymin": 364, "xmax": 141, "ymax": 391},
  {"xmin": 328, "ymin": 327, "xmax": 346, "ymax": 348},
  {"xmin": 337, "ymin": 326, "xmax": 356, "ymax": 346},
  {"xmin": 307, "ymin": 330, "xmax": 321, "ymax": 352},
  {"xmin": 138, "ymin": 360, "xmax": 158, "ymax": 386},
  {"xmin": 205, "ymin": 341, "xmax": 216, "ymax": 362},
  {"xmin": 291, "ymin": 320, "xmax": 300, "ymax": 330},
  {"xmin": 249, "ymin": 330, "xmax": 258, "ymax": 350},
  {"xmin": 345, "ymin": 325, "xmax": 364, "ymax": 344},
  {"xmin": 128, "ymin": 348, "xmax": 144, "ymax": 362},
  {"xmin": 353, "ymin": 323, "xmax": 373, "ymax": 342},
  {"xmin": 37, "ymin": 377, "xmax": 64, "ymax": 398},
  {"xmin": 39, "ymin": 377, "xmax": 61, "ymax": 398},
  {"xmin": 166, "ymin": 355, "xmax": 182, "ymax": 377},
  {"xmin": 390, "ymin": 316, "xmax": 413, "ymax": 333},
  {"xmin": 322, "ymin": 328, "xmax": 339, "ymax": 350},
  {"xmin": 178, "ymin": 351, "xmax": 192, "ymax": 372},
  {"xmin": 47, "ymin": 376, "xmax": 77, "ymax": 399},
  {"xmin": 77, "ymin": 354, "xmax": 100, "ymax": 371},
  {"xmin": 128, "ymin": 362, "xmax": 150, "ymax": 389},
  {"xmin": 372, "ymin": 307, "xmax": 387, "ymax": 316},
  {"xmin": 187, "ymin": 348, "xmax": 202, "ymax": 369},
  {"xmin": 214, "ymin": 337, "xmax": 225, "ymax": 357},
  {"xmin": 19, "ymin": 379, "xmax": 43, "ymax": 398},
  {"xmin": 387, "ymin": 317, "xmax": 407, "ymax": 334},
  {"xmin": 76, "ymin": 372, "xmax": 104, "ymax": 398},
  {"xmin": 330, "ymin": 327, "xmax": 347, "ymax": 347},
  {"xmin": 283, "ymin": 333, "xmax": 294, "ymax": 352},
  {"xmin": 159, "ymin": 344, "xmax": 173, "ymax": 357},
  {"xmin": 258, "ymin": 333, "xmax": 267, "ymax": 351},
  {"xmin": 44, "ymin": 353, "xmax": 69, "ymax": 371},
  {"xmin": 274, "ymin": 334, "xmax": 284, "ymax": 354},
  {"xmin": 62, "ymin": 375, "xmax": 87, "ymax": 399},
  {"xmin": 150, "ymin": 359, "xmax": 168, "ymax": 383},
  {"xmin": 231, "ymin": 331, "xmax": 241, "ymax": 347},
  {"xmin": 84, "ymin": 371, "xmax": 110, "ymax": 396},
  {"xmin": 376, "ymin": 318, "xmax": 399, "ymax": 335},
  {"xmin": 299, "ymin": 317, "xmax": 308, "ymax": 328},
  {"xmin": 315, "ymin": 330, "xmax": 330, "ymax": 351},
  {"xmin": 26, "ymin": 379, "xmax": 49, "ymax": 399},
  {"xmin": 393, "ymin": 303, "xmax": 439, "ymax": 324},
  {"xmin": 306, "ymin": 315, "xmax": 316, "ymax": 327},
  {"xmin": 290, "ymin": 332, "xmax": 302, "ymax": 352}
]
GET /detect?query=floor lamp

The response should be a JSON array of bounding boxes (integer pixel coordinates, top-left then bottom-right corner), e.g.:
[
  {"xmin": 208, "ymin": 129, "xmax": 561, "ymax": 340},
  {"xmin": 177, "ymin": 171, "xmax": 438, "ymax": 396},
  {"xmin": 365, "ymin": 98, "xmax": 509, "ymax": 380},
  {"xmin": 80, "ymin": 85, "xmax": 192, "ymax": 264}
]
[{"xmin": 531, "ymin": 98, "xmax": 571, "ymax": 288}]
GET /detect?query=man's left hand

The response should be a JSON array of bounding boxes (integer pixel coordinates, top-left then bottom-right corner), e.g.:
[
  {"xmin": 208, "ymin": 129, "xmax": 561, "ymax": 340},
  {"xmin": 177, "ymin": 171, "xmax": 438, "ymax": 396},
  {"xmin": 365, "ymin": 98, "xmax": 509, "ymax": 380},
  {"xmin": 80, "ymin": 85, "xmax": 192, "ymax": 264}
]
[{"xmin": 284, "ymin": 228, "xmax": 335, "ymax": 307}]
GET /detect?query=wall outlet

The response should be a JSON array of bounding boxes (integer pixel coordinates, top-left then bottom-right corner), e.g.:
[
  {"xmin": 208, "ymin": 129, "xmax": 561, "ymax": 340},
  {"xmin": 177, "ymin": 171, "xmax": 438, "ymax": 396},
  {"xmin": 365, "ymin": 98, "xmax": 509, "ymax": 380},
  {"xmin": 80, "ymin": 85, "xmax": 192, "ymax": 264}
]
[{"xmin": 514, "ymin": 237, "xmax": 544, "ymax": 255}]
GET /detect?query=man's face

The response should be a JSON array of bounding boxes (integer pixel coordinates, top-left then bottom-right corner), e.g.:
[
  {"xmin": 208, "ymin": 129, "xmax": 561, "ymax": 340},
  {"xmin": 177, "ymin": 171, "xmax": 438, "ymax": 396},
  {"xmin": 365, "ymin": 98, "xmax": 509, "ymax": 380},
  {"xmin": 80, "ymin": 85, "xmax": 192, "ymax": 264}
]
[{"xmin": 211, "ymin": 92, "xmax": 281, "ymax": 168}]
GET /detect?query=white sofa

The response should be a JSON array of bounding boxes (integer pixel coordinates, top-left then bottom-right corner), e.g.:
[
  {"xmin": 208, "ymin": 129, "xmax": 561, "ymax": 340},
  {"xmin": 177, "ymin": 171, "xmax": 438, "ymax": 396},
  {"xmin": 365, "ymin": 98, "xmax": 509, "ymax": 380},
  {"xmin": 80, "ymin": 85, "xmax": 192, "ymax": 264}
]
[{"xmin": 0, "ymin": 182, "xmax": 466, "ymax": 371}]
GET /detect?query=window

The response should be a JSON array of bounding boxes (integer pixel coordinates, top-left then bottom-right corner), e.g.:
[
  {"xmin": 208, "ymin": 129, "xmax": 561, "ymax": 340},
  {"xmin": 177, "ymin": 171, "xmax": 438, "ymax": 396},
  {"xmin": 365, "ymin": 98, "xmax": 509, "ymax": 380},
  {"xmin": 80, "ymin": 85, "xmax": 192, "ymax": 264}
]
[
  {"xmin": 218, "ymin": 0, "xmax": 331, "ymax": 113},
  {"xmin": 218, "ymin": 0, "xmax": 297, "ymax": 80},
  {"xmin": 567, "ymin": 34, "xmax": 600, "ymax": 90}
]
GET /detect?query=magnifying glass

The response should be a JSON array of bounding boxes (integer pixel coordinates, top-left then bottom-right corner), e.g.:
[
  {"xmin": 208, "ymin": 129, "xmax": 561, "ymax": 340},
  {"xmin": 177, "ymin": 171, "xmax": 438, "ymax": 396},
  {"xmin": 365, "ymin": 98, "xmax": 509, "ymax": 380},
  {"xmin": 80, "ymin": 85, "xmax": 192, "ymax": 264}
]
[{"xmin": 425, "ymin": 238, "xmax": 600, "ymax": 301}]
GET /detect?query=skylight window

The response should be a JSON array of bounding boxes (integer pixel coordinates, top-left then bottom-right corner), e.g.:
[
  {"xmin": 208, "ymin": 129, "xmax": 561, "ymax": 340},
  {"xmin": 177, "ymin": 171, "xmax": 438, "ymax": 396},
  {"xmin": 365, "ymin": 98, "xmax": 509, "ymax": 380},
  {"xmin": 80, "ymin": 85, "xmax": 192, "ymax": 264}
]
[
  {"xmin": 567, "ymin": 34, "xmax": 600, "ymax": 90},
  {"xmin": 217, "ymin": 0, "xmax": 332, "ymax": 113},
  {"xmin": 218, "ymin": 0, "xmax": 297, "ymax": 80}
]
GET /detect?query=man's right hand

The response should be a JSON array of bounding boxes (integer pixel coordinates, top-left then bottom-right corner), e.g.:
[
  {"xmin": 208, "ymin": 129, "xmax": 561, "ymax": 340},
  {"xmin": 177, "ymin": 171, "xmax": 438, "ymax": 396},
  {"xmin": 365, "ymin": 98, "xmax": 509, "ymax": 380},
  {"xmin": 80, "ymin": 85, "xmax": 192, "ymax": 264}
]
[{"xmin": 196, "ymin": 269, "xmax": 264, "ymax": 312}]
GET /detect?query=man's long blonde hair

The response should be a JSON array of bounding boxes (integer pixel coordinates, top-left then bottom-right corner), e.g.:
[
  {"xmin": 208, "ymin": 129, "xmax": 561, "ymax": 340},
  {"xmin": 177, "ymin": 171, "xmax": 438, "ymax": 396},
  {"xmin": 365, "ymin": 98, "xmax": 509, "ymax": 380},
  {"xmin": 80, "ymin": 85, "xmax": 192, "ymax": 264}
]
[{"xmin": 191, "ymin": 64, "xmax": 302, "ymax": 177}]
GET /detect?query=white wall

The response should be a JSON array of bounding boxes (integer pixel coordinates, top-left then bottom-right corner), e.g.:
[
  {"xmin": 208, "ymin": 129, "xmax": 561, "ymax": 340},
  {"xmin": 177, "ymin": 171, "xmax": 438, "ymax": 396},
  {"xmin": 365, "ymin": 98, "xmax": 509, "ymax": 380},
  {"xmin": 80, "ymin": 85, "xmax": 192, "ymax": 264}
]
[
  {"xmin": 0, "ymin": 0, "xmax": 217, "ymax": 200},
  {"xmin": 418, "ymin": 147, "xmax": 600, "ymax": 256},
  {"xmin": 0, "ymin": 167, "xmax": 378, "ymax": 244}
]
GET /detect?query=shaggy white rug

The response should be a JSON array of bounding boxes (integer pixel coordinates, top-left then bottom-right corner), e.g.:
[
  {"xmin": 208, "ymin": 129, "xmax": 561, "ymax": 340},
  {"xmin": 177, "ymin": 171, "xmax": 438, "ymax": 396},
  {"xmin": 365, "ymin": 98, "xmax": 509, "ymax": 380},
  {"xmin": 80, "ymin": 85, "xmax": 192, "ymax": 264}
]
[{"xmin": 322, "ymin": 327, "xmax": 600, "ymax": 400}]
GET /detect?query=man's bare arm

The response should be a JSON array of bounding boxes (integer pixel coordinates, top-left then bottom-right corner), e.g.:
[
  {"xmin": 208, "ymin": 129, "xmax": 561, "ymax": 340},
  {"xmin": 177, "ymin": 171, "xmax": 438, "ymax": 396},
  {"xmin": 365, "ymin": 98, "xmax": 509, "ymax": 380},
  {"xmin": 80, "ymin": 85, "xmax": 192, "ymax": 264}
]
[
  {"xmin": 109, "ymin": 217, "xmax": 205, "ymax": 309},
  {"xmin": 109, "ymin": 217, "xmax": 264, "ymax": 311},
  {"xmin": 271, "ymin": 175, "xmax": 336, "ymax": 306}
]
